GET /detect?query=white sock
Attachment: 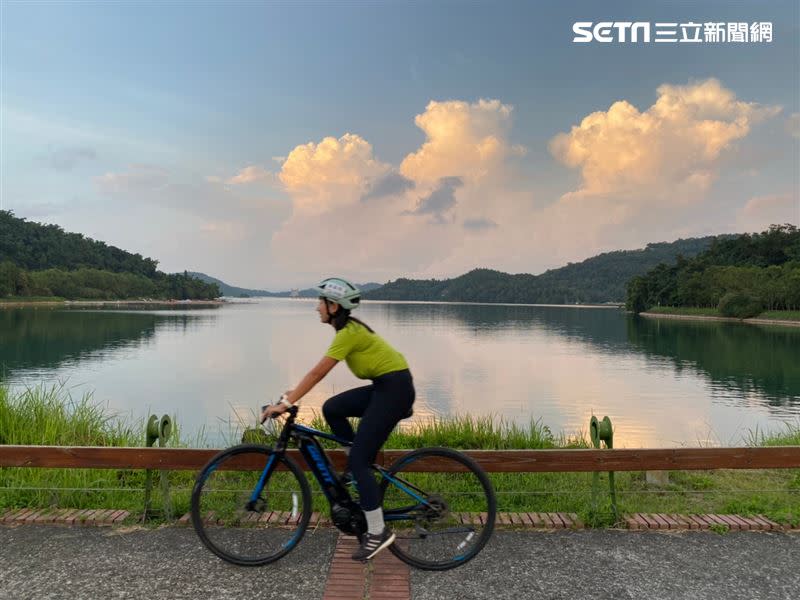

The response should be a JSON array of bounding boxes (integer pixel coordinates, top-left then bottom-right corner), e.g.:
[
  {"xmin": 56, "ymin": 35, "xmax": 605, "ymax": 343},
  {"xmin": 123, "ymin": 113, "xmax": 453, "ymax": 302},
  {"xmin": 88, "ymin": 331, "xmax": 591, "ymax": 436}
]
[{"xmin": 364, "ymin": 507, "xmax": 384, "ymax": 535}]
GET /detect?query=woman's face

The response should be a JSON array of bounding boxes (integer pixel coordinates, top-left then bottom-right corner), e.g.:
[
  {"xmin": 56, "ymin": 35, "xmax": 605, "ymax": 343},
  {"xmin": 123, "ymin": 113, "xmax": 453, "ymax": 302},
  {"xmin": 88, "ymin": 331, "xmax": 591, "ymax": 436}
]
[{"xmin": 317, "ymin": 298, "xmax": 340, "ymax": 322}]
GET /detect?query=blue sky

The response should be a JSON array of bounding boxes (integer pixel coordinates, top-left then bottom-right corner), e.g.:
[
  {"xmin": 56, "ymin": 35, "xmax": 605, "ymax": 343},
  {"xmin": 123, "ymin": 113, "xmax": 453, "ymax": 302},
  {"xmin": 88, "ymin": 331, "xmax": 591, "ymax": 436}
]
[{"xmin": 2, "ymin": 1, "xmax": 798, "ymax": 288}]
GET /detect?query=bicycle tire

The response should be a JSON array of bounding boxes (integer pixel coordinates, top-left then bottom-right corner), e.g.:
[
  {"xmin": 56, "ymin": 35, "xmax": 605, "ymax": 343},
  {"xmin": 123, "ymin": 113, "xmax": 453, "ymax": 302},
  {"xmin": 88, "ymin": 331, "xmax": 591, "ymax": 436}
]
[
  {"xmin": 379, "ymin": 446, "xmax": 496, "ymax": 571},
  {"xmin": 191, "ymin": 444, "xmax": 312, "ymax": 566}
]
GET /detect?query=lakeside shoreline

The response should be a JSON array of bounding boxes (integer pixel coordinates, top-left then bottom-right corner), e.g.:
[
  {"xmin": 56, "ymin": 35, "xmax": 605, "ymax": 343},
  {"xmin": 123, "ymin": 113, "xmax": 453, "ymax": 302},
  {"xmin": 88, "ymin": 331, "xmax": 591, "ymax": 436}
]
[
  {"xmin": 1, "ymin": 297, "xmax": 625, "ymax": 309},
  {"xmin": 640, "ymin": 311, "xmax": 800, "ymax": 328},
  {"xmin": 0, "ymin": 299, "xmax": 226, "ymax": 309}
]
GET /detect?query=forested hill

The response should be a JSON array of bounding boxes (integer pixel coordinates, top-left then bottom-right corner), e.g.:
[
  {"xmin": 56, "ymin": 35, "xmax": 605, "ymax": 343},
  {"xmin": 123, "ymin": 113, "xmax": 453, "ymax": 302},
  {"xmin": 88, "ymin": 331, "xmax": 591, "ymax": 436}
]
[
  {"xmin": 1, "ymin": 210, "xmax": 157, "ymax": 276},
  {"xmin": 0, "ymin": 211, "xmax": 219, "ymax": 300},
  {"xmin": 626, "ymin": 224, "xmax": 800, "ymax": 315},
  {"xmin": 364, "ymin": 236, "xmax": 718, "ymax": 304}
]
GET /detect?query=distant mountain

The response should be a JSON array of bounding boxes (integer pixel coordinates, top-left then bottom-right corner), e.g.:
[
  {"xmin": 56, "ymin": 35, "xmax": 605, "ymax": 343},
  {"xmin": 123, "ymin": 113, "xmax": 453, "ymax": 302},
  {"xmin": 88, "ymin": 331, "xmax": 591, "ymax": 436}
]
[
  {"xmin": 286, "ymin": 282, "xmax": 383, "ymax": 298},
  {"xmin": 188, "ymin": 273, "xmax": 382, "ymax": 298},
  {"xmin": 364, "ymin": 236, "xmax": 721, "ymax": 304},
  {"xmin": 187, "ymin": 273, "xmax": 274, "ymax": 297}
]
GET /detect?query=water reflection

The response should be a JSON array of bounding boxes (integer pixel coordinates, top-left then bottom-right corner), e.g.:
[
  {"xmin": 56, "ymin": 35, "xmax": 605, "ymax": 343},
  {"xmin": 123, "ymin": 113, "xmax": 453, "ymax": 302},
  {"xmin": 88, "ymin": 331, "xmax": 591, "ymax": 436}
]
[
  {"xmin": 626, "ymin": 316, "xmax": 800, "ymax": 411},
  {"xmin": 0, "ymin": 307, "xmax": 216, "ymax": 378},
  {"xmin": 376, "ymin": 302, "xmax": 799, "ymax": 415},
  {"xmin": 1, "ymin": 301, "xmax": 797, "ymax": 447},
  {"xmin": 376, "ymin": 302, "xmax": 629, "ymax": 347}
]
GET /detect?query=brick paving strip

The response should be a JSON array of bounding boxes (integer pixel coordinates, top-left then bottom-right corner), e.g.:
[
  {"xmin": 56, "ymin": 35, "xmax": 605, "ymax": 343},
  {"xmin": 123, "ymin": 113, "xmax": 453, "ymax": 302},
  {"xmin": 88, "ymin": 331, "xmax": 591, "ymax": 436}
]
[
  {"xmin": 623, "ymin": 512, "xmax": 786, "ymax": 531},
  {"xmin": 322, "ymin": 535, "xmax": 411, "ymax": 600},
  {"xmin": 0, "ymin": 508, "xmax": 795, "ymax": 532},
  {"xmin": 0, "ymin": 507, "xmax": 131, "ymax": 526}
]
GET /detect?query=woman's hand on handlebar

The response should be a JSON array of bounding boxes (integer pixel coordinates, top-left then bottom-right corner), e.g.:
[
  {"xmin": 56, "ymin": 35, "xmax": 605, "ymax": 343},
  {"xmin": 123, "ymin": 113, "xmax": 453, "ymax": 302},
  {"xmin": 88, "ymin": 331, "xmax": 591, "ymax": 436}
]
[{"xmin": 260, "ymin": 403, "xmax": 287, "ymax": 423}]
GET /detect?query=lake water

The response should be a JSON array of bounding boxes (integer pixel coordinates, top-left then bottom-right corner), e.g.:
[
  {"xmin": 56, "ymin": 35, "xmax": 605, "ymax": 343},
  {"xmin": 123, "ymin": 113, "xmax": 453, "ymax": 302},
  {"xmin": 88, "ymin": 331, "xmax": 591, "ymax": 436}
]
[{"xmin": 1, "ymin": 299, "xmax": 798, "ymax": 448}]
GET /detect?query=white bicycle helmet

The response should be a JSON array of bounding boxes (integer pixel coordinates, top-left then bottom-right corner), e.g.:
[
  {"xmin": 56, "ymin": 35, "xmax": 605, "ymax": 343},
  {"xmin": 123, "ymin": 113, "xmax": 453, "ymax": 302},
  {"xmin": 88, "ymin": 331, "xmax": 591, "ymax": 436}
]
[{"xmin": 314, "ymin": 277, "xmax": 361, "ymax": 310}]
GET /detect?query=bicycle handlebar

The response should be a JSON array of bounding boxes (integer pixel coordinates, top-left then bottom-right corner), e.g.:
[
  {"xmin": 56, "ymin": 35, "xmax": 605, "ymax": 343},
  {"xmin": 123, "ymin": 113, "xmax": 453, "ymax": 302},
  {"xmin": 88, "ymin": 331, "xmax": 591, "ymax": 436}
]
[
  {"xmin": 260, "ymin": 403, "xmax": 299, "ymax": 424},
  {"xmin": 260, "ymin": 404, "xmax": 275, "ymax": 424}
]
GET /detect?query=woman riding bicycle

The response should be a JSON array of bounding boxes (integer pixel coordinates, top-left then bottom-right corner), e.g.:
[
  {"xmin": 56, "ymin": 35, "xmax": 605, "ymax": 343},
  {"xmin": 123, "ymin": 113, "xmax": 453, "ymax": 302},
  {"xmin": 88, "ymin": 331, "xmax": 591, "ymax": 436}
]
[{"xmin": 261, "ymin": 277, "xmax": 415, "ymax": 561}]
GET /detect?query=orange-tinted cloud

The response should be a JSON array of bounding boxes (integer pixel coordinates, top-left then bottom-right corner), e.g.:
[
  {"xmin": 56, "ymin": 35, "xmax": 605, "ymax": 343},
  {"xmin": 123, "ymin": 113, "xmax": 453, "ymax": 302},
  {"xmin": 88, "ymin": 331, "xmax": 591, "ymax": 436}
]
[
  {"xmin": 279, "ymin": 134, "xmax": 389, "ymax": 215},
  {"xmin": 400, "ymin": 99, "xmax": 524, "ymax": 184},
  {"xmin": 549, "ymin": 78, "xmax": 781, "ymax": 201},
  {"xmin": 268, "ymin": 83, "xmax": 785, "ymax": 285}
]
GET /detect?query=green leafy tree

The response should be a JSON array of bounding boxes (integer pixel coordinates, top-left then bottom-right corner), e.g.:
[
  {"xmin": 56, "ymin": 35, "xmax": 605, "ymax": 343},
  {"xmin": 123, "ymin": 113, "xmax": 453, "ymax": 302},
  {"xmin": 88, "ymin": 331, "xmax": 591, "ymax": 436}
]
[
  {"xmin": 626, "ymin": 225, "xmax": 799, "ymax": 314},
  {"xmin": 0, "ymin": 211, "xmax": 220, "ymax": 300}
]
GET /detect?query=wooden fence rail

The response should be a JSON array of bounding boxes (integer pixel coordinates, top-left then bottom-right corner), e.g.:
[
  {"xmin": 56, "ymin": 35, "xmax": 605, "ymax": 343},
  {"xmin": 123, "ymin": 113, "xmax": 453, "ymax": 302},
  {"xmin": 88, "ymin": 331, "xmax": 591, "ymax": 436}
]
[{"xmin": 1, "ymin": 445, "xmax": 799, "ymax": 473}]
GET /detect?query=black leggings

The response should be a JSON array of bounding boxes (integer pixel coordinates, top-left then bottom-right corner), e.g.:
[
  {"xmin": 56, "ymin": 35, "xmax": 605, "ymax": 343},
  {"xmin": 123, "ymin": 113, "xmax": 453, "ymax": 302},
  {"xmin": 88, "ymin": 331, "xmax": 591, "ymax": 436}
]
[{"xmin": 322, "ymin": 369, "xmax": 415, "ymax": 511}]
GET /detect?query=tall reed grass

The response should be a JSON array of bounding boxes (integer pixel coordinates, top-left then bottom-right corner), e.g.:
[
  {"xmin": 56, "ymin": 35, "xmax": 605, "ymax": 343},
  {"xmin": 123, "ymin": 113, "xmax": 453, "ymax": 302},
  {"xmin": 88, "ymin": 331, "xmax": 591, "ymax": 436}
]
[
  {"xmin": 1, "ymin": 384, "xmax": 163, "ymax": 514},
  {"xmin": 1, "ymin": 385, "xmax": 798, "ymax": 526},
  {"xmin": 0, "ymin": 384, "xmax": 139, "ymax": 446}
]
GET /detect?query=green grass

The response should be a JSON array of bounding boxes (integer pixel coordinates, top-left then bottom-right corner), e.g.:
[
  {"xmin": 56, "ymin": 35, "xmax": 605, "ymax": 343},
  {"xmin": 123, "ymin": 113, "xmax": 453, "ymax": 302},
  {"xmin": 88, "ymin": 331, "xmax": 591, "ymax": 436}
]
[
  {"xmin": 646, "ymin": 306, "xmax": 800, "ymax": 322},
  {"xmin": 303, "ymin": 411, "xmax": 589, "ymax": 451},
  {"xmin": 1, "ymin": 385, "xmax": 798, "ymax": 527}
]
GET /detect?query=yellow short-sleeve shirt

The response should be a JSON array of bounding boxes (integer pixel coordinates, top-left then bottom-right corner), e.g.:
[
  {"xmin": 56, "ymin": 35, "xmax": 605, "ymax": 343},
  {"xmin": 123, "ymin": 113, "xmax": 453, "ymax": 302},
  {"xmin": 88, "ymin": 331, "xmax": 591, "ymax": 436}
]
[{"xmin": 325, "ymin": 320, "xmax": 408, "ymax": 380}]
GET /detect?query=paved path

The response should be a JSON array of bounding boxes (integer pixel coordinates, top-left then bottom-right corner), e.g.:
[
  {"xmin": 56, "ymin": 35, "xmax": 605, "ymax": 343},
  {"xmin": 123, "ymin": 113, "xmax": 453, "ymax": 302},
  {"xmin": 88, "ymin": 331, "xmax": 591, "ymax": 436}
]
[
  {"xmin": 1, "ymin": 525, "xmax": 798, "ymax": 600},
  {"xmin": 413, "ymin": 530, "xmax": 800, "ymax": 600}
]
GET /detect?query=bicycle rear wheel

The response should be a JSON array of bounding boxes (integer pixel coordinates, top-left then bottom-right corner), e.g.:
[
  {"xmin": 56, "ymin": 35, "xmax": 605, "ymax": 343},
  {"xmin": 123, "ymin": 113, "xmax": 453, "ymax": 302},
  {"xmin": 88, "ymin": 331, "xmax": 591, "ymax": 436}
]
[
  {"xmin": 191, "ymin": 444, "xmax": 312, "ymax": 566},
  {"xmin": 379, "ymin": 447, "xmax": 496, "ymax": 570}
]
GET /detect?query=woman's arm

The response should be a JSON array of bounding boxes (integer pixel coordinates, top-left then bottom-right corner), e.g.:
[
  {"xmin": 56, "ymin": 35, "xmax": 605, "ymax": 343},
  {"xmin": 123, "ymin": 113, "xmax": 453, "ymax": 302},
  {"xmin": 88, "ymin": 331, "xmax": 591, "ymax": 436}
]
[
  {"xmin": 285, "ymin": 356, "xmax": 339, "ymax": 404},
  {"xmin": 262, "ymin": 356, "xmax": 339, "ymax": 420}
]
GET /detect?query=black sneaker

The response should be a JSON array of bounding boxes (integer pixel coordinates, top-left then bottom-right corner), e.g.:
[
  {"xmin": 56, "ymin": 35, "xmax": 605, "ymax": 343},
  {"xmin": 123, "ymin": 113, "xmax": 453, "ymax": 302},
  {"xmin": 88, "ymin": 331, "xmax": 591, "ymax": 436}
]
[{"xmin": 351, "ymin": 528, "xmax": 395, "ymax": 561}]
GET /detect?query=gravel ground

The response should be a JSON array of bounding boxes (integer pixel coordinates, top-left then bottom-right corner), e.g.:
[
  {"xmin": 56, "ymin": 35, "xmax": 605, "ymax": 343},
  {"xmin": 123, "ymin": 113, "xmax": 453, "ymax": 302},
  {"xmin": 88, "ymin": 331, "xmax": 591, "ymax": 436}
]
[
  {"xmin": 412, "ymin": 529, "xmax": 800, "ymax": 600},
  {"xmin": 0, "ymin": 524, "xmax": 336, "ymax": 600},
  {"xmin": 1, "ymin": 525, "xmax": 798, "ymax": 600}
]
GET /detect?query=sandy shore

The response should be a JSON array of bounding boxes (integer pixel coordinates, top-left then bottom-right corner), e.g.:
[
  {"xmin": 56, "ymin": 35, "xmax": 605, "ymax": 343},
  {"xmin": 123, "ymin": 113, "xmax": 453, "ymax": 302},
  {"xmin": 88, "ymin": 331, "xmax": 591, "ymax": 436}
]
[{"xmin": 640, "ymin": 311, "xmax": 800, "ymax": 328}]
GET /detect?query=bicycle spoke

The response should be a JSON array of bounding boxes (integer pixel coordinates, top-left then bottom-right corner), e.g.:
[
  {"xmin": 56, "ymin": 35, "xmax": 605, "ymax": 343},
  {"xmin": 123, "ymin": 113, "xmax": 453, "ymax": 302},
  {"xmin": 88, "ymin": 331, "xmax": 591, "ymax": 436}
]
[
  {"xmin": 380, "ymin": 447, "xmax": 496, "ymax": 570},
  {"xmin": 191, "ymin": 446, "xmax": 311, "ymax": 566}
]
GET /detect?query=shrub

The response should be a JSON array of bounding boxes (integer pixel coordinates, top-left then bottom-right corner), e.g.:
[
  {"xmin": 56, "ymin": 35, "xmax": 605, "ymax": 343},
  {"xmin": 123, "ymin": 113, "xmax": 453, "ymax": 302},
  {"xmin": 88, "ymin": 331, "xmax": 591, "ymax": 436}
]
[{"xmin": 718, "ymin": 291, "xmax": 762, "ymax": 319}]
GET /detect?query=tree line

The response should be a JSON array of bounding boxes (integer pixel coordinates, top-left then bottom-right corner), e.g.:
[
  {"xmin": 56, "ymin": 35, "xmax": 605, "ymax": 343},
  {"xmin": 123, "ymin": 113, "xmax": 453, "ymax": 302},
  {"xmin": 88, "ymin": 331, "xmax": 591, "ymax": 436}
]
[
  {"xmin": 365, "ymin": 236, "xmax": 716, "ymax": 304},
  {"xmin": 625, "ymin": 224, "xmax": 800, "ymax": 317},
  {"xmin": 0, "ymin": 211, "xmax": 220, "ymax": 300}
]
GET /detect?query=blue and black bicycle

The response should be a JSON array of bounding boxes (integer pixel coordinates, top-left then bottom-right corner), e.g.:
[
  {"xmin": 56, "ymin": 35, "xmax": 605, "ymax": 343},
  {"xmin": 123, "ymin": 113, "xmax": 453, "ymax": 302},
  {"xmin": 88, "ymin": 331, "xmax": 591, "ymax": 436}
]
[{"xmin": 191, "ymin": 404, "xmax": 496, "ymax": 570}]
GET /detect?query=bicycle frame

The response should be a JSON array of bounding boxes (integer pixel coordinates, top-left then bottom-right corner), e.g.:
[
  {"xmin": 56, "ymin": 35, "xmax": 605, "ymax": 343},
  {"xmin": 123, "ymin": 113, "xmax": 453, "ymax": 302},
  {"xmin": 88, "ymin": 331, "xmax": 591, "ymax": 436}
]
[
  {"xmin": 254, "ymin": 407, "xmax": 431, "ymax": 525},
  {"xmin": 192, "ymin": 406, "xmax": 493, "ymax": 571}
]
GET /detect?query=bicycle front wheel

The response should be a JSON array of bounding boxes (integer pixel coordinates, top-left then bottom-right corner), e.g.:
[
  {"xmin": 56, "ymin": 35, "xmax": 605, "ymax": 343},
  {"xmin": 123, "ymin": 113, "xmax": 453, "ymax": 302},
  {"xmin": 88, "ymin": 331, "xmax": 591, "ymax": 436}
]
[
  {"xmin": 191, "ymin": 445, "xmax": 312, "ymax": 566},
  {"xmin": 379, "ymin": 447, "xmax": 496, "ymax": 570}
]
